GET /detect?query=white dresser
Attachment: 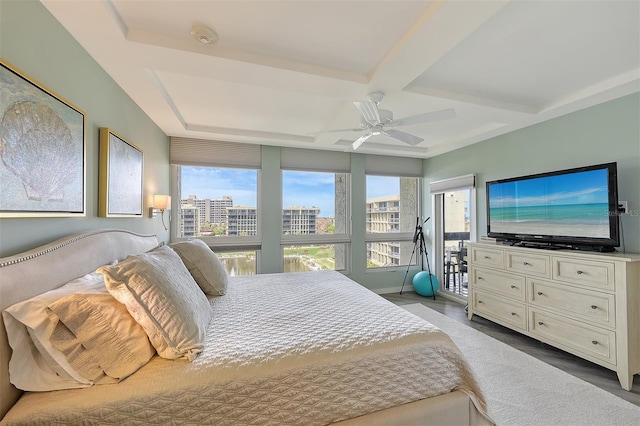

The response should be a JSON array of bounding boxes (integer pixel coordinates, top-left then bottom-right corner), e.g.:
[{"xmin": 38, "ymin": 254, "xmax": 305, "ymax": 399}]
[{"xmin": 467, "ymin": 242, "xmax": 640, "ymax": 390}]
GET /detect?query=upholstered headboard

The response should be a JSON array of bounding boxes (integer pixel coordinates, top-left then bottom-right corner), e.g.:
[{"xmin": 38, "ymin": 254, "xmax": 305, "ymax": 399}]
[{"xmin": 0, "ymin": 229, "xmax": 158, "ymax": 420}]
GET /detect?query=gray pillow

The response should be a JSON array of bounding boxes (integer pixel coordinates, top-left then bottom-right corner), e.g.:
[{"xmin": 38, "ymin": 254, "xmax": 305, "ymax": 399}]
[{"xmin": 171, "ymin": 239, "xmax": 228, "ymax": 296}]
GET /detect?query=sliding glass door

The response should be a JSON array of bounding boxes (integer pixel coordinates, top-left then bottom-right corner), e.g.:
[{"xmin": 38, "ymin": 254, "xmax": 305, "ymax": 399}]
[
  {"xmin": 430, "ymin": 174, "xmax": 476, "ymax": 301},
  {"xmin": 442, "ymin": 189, "xmax": 471, "ymax": 297}
]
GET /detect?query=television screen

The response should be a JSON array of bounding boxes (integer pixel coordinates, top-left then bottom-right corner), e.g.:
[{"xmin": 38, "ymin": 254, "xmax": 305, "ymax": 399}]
[{"xmin": 486, "ymin": 162, "xmax": 619, "ymax": 251}]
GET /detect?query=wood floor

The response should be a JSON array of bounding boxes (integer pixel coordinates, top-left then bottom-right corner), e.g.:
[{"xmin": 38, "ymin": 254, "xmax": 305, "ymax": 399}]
[{"xmin": 381, "ymin": 291, "xmax": 640, "ymax": 407}]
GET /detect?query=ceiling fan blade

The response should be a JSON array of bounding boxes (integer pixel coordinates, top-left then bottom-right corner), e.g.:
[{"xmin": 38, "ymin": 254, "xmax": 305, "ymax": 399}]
[
  {"xmin": 389, "ymin": 108, "xmax": 456, "ymax": 127},
  {"xmin": 353, "ymin": 100, "xmax": 381, "ymax": 124},
  {"xmin": 351, "ymin": 133, "xmax": 373, "ymax": 151},
  {"xmin": 383, "ymin": 129, "xmax": 424, "ymax": 146}
]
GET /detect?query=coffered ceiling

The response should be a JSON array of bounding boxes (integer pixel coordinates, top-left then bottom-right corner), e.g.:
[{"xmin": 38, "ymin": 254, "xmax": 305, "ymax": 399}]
[{"xmin": 41, "ymin": 0, "xmax": 640, "ymax": 158}]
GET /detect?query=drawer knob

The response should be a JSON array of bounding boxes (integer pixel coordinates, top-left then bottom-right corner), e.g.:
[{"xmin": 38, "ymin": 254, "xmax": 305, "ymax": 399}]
[
  {"xmin": 484, "ymin": 256, "xmax": 491, "ymax": 259},
  {"xmin": 510, "ymin": 285, "xmax": 517, "ymax": 289},
  {"xmin": 478, "ymin": 276, "xmax": 484, "ymax": 280},
  {"xmin": 591, "ymin": 305, "xmax": 597, "ymax": 310},
  {"xmin": 523, "ymin": 261, "xmax": 531, "ymax": 266},
  {"xmin": 511, "ymin": 312, "xmax": 517, "ymax": 316},
  {"xmin": 537, "ymin": 291, "xmax": 543, "ymax": 296},
  {"xmin": 538, "ymin": 321, "xmax": 544, "ymax": 326},
  {"xmin": 576, "ymin": 270, "xmax": 584, "ymax": 275},
  {"xmin": 478, "ymin": 300, "xmax": 484, "ymax": 304},
  {"xmin": 592, "ymin": 340, "xmax": 598, "ymax": 345}
]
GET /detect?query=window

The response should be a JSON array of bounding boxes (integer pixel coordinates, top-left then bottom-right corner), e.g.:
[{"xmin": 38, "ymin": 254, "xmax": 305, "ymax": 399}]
[
  {"xmin": 366, "ymin": 175, "xmax": 420, "ymax": 269},
  {"xmin": 215, "ymin": 249, "xmax": 257, "ymax": 276},
  {"xmin": 281, "ymin": 170, "xmax": 350, "ymax": 272},
  {"xmin": 175, "ymin": 165, "xmax": 260, "ymax": 275},
  {"xmin": 170, "ymin": 138, "xmax": 262, "ymax": 273},
  {"xmin": 282, "ymin": 171, "xmax": 348, "ymax": 235},
  {"xmin": 177, "ymin": 166, "xmax": 258, "ymax": 239},
  {"xmin": 282, "ymin": 244, "xmax": 348, "ymax": 273}
]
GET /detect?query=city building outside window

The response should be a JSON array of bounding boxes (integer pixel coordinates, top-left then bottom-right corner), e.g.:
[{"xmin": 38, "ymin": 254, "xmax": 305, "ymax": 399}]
[
  {"xmin": 281, "ymin": 170, "xmax": 350, "ymax": 272},
  {"xmin": 366, "ymin": 175, "xmax": 420, "ymax": 269},
  {"xmin": 176, "ymin": 165, "xmax": 259, "ymax": 275}
]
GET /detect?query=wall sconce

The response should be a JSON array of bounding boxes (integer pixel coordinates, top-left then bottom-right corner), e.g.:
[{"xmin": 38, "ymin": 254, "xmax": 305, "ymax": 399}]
[{"xmin": 149, "ymin": 195, "xmax": 171, "ymax": 232}]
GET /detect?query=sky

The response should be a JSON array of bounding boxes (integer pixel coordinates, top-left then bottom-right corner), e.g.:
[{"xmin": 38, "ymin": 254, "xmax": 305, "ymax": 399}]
[
  {"xmin": 181, "ymin": 167, "xmax": 402, "ymax": 217},
  {"xmin": 489, "ymin": 168, "xmax": 609, "ymax": 207}
]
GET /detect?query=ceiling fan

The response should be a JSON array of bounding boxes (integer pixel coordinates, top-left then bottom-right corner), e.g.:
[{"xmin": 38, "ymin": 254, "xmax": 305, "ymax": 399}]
[{"xmin": 318, "ymin": 92, "xmax": 456, "ymax": 151}]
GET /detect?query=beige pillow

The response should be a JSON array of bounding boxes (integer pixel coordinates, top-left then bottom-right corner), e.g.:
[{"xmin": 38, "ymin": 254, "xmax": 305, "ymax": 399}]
[
  {"xmin": 98, "ymin": 245, "xmax": 212, "ymax": 361},
  {"xmin": 2, "ymin": 270, "xmax": 143, "ymax": 391},
  {"xmin": 47, "ymin": 292, "xmax": 156, "ymax": 384},
  {"xmin": 171, "ymin": 239, "xmax": 228, "ymax": 296},
  {"xmin": 3, "ymin": 272, "xmax": 104, "ymax": 391}
]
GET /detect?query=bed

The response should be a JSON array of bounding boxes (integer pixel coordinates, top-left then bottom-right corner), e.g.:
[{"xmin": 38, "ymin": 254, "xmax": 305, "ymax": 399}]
[{"xmin": 0, "ymin": 229, "xmax": 493, "ymax": 425}]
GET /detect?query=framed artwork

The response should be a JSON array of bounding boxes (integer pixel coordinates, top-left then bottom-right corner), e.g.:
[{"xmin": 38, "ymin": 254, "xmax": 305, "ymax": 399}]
[
  {"xmin": 0, "ymin": 59, "xmax": 86, "ymax": 217},
  {"xmin": 99, "ymin": 128, "xmax": 144, "ymax": 217}
]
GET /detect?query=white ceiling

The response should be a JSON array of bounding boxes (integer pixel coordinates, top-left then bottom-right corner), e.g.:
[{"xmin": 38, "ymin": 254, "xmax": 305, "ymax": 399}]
[{"xmin": 41, "ymin": 0, "xmax": 640, "ymax": 158}]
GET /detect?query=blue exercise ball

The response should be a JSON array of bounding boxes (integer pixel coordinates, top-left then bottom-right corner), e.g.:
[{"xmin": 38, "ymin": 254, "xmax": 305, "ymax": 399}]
[{"xmin": 413, "ymin": 271, "xmax": 439, "ymax": 297}]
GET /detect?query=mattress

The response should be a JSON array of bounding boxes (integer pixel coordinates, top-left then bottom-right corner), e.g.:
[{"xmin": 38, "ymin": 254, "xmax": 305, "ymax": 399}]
[{"xmin": 2, "ymin": 271, "xmax": 488, "ymax": 425}]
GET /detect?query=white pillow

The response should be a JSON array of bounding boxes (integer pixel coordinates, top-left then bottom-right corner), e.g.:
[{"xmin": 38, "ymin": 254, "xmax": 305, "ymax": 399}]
[
  {"xmin": 3, "ymin": 272, "xmax": 102, "ymax": 391},
  {"xmin": 170, "ymin": 239, "xmax": 228, "ymax": 296},
  {"xmin": 98, "ymin": 245, "xmax": 212, "ymax": 361}
]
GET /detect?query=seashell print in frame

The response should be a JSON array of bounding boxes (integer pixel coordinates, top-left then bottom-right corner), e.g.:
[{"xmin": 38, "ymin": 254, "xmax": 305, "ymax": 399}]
[
  {"xmin": 0, "ymin": 59, "xmax": 86, "ymax": 217},
  {"xmin": 98, "ymin": 128, "xmax": 143, "ymax": 217}
]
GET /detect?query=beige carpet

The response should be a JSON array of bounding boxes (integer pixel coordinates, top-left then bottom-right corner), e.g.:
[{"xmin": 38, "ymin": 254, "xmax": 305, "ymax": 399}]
[{"xmin": 402, "ymin": 303, "xmax": 640, "ymax": 426}]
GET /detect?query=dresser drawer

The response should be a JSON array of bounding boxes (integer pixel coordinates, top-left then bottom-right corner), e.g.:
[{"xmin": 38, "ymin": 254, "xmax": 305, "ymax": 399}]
[
  {"xmin": 472, "ymin": 290, "xmax": 526, "ymax": 331},
  {"xmin": 471, "ymin": 267, "xmax": 525, "ymax": 301},
  {"xmin": 528, "ymin": 279, "xmax": 615, "ymax": 328},
  {"xmin": 506, "ymin": 251, "xmax": 550, "ymax": 277},
  {"xmin": 552, "ymin": 257, "xmax": 615, "ymax": 290},
  {"xmin": 529, "ymin": 308, "xmax": 616, "ymax": 365},
  {"xmin": 470, "ymin": 246, "xmax": 504, "ymax": 269}
]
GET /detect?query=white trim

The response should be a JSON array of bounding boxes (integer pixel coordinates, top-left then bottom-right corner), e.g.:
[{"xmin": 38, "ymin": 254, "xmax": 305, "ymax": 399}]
[
  {"xmin": 370, "ymin": 285, "xmax": 415, "ymax": 295},
  {"xmin": 281, "ymin": 234, "xmax": 351, "ymax": 244},
  {"xmin": 429, "ymin": 174, "xmax": 475, "ymax": 194}
]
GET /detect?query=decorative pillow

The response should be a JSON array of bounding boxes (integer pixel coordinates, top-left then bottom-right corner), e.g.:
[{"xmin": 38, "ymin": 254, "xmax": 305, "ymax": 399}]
[
  {"xmin": 97, "ymin": 245, "xmax": 212, "ymax": 361},
  {"xmin": 170, "ymin": 239, "xmax": 228, "ymax": 296},
  {"xmin": 2, "ymin": 271, "xmax": 123, "ymax": 391},
  {"xmin": 47, "ymin": 292, "xmax": 156, "ymax": 384}
]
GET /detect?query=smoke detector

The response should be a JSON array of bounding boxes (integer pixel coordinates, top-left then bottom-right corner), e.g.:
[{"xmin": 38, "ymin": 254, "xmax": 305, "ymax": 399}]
[{"xmin": 190, "ymin": 24, "xmax": 217, "ymax": 45}]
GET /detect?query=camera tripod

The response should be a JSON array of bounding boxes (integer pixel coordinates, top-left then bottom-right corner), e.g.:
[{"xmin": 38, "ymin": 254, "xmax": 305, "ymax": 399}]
[{"xmin": 400, "ymin": 217, "xmax": 436, "ymax": 300}]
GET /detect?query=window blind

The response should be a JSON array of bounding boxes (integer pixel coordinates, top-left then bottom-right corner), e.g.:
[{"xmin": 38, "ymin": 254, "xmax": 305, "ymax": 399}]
[
  {"xmin": 364, "ymin": 154, "xmax": 423, "ymax": 177},
  {"xmin": 280, "ymin": 147, "xmax": 350, "ymax": 173},
  {"xmin": 170, "ymin": 137, "xmax": 261, "ymax": 168},
  {"xmin": 429, "ymin": 174, "xmax": 476, "ymax": 194}
]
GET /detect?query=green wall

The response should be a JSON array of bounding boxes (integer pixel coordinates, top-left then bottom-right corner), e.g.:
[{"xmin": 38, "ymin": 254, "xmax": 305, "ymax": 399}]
[
  {"xmin": 424, "ymin": 93, "xmax": 640, "ymax": 254},
  {"xmin": 0, "ymin": 0, "xmax": 170, "ymax": 257}
]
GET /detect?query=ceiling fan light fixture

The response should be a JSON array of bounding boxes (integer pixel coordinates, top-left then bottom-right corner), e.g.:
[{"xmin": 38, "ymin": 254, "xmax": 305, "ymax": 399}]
[
  {"xmin": 370, "ymin": 125, "xmax": 383, "ymax": 136},
  {"xmin": 190, "ymin": 24, "xmax": 218, "ymax": 45}
]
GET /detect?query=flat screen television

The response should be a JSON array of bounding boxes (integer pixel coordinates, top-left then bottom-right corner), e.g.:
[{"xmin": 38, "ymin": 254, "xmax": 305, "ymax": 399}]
[{"xmin": 486, "ymin": 162, "xmax": 620, "ymax": 252}]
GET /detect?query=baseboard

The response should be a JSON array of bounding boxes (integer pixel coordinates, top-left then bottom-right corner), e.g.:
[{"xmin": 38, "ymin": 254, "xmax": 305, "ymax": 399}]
[{"xmin": 372, "ymin": 285, "xmax": 415, "ymax": 295}]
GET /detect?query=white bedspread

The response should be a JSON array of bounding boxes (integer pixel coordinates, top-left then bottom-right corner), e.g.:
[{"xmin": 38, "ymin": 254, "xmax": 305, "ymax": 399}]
[{"xmin": 2, "ymin": 271, "xmax": 487, "ymax": 425}]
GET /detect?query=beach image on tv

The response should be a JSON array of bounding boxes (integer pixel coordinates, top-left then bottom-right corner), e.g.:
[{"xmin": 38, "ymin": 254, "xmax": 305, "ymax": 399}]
[{"xmin": 488, "ymin": 169, "xmax": 610, "ymax": 238}]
